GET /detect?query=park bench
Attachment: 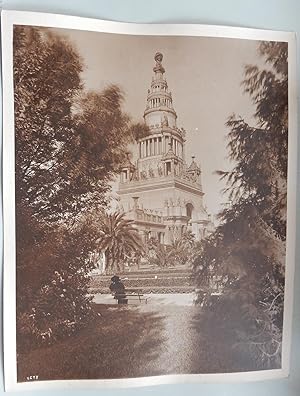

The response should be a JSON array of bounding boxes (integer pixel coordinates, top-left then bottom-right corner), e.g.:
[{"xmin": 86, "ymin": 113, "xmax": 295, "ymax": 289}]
[{"xmin": 112, "ymin": 288, "xmax": 149, "ymax": 304}]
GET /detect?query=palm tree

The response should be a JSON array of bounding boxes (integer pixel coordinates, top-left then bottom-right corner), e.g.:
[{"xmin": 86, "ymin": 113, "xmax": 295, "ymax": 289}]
[
  {"xmin": 97, "ymin": 211, "xmax": 144, "ymax": 273},
  {"xmin": 148, "ymin": 243, "xmax": 174, "ymax": 268},
  {"xmin": 171, "ymin": 231, "xmax": 196, "ymax": 267}
]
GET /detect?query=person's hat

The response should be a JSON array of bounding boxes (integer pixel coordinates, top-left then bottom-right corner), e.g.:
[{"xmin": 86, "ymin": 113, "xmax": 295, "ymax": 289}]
[{"xmin": 111, "ymin": 275, "xmax": 120, "ymax": 282}]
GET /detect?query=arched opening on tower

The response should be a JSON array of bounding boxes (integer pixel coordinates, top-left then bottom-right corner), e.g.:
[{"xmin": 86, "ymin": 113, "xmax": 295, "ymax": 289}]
[
  {"xmin": 166, "ymin": 161, "xmax": 171, "ymax": 175},
  {"xmin": 186, "ymin": 203, "xmax": 194, "ymax": 220}
]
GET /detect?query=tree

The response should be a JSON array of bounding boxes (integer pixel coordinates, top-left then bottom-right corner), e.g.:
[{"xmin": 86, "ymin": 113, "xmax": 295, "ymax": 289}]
[
  {"xmin": 14, "ymin": 26, "xmax": 83, "ymax": 223},
  {"xmin": 171, "ymin": 231, "xmax": 197, "ymax": 267},
  {"xmin": 218, "ymin": 41, "xmax": 288, "ymax": 238},
  {"xmin": 194, "ymin": 42, "xmax": 288, "ymax": 369},
  {"xmin": 146, "ymin": 232, "xmax": 197, "ymax": 269},
  {"xmin": 17, "ymin": 216, "xmax": 99, "ymax": 349},
  {"xmin": 14, "ymin": 27, "xmax": 135, "ymax": 223},
  {"xmin": 147, "ymin": 243, "xmax": 175, "ymax": 268},
  {"xmin": 14, "ymin": 26, "xmax": 138, "ymax": 347},
  {"xmin": 130, "ymin": 122, "xmax": 150, "ymax": 141},
  {"xmin": 97, "ymin": 211, "xmax": 144, "ymax": 273}
]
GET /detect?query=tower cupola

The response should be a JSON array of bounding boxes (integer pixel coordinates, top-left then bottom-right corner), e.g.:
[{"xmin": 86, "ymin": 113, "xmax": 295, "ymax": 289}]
[
  {"xmin": 188, "ymin": 156, "xmax": 201, "ymax": 174},
  {"xmin": 144, "ymin": 52, "xmax": 177, "ymax": 129},
  {"xmin": 187, "ymin": 156, "xmax": 202, "ymax": 187},
  {"xmin": 120, "ymin": 152, "xmax": 136, "ymax": 183}
]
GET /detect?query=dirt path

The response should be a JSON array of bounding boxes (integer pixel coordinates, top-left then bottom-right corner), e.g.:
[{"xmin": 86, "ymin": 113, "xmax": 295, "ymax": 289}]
[
  {"xmin": 135, "ymin": 302, "xmax": 202, "ymax": 376},
  {"xmin": 91, "ymin": 294, "xmax": 208, "ymax": 376}
]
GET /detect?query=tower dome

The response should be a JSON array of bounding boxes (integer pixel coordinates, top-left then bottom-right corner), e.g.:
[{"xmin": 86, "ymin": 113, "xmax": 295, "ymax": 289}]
[{"xmin": 144, "ymin": 52, "xmax": 177, "ymax": 129}]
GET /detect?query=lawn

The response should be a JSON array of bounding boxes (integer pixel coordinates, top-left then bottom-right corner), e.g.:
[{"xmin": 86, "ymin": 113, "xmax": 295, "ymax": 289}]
[
  {"xmin": 17, "ymin": 301, "xmax": 258, "ymax": 382},
  {"xmin": 17, "ymin": 304, "xmax": 165, "ymax": 382}
]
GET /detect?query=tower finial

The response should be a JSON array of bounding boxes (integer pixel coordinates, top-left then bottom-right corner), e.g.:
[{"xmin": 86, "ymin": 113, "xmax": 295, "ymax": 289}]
[{"xmin": 153, "ymin": 52, "xmax": 165, "ymax": 74}]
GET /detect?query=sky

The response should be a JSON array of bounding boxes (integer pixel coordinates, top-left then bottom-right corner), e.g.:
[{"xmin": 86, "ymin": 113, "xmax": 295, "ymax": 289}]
[{"xmin": 51, "ymin": 27, "xmax": 264, "ymax": 217}]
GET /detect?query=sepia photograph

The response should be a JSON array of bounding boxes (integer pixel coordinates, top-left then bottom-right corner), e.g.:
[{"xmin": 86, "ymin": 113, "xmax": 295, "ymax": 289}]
[{"xmin": 2, "ymin": 10, "xmax": 297, "ymax": 390}]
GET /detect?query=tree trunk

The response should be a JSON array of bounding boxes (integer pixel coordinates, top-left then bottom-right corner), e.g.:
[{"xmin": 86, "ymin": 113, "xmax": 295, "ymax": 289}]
[{"xmin": 105, "ymin": 250, "xmax": 111, "ymax": 275}]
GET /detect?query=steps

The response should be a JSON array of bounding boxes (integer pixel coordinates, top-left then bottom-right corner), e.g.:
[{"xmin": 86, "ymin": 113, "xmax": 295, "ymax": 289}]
[{"xmin": 89, "ymin": 267, "xmax": 195, "ymax": 294}]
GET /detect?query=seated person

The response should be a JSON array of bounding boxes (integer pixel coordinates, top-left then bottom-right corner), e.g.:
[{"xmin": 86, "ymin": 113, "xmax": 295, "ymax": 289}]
[{"xmin": 109, "ymin": 275, "xmax": 127, "ymax": 304}]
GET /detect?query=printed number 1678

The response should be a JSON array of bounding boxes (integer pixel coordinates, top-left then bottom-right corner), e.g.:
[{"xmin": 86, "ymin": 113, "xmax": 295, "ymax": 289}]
[{"xmin": 26, "ymin": 375, "xmax": 39, "ymax": 381}]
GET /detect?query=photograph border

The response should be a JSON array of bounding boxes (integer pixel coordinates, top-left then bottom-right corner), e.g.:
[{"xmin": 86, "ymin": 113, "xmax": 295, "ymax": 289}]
[{"xmin": 1, "ymin": 9, "xmax": 297, "ymax": 392}]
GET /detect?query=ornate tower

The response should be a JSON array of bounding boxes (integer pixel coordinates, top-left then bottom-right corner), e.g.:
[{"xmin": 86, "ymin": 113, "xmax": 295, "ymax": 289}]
[
  {"xmin": 118, "ymin": 52, "xmax": 213, "ymax": 244},
  {"xmin": 137, "ymin": 52, "xmax": 186, "ymax": 180}
]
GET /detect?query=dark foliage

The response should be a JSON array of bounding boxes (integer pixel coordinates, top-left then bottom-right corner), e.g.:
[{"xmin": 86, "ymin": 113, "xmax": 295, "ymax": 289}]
[
  {"xmin": 130, "ymin": 122, "xmax": 151, "ymax": 141},
  {"xmin": 194, "ymin": 42, "xmax": 288, "ymax": 369},
  {"xmin": 146, "ymin": 232, "xmax": 197, "ymax": 268},
  {"xmin": 14, "ymin": 26, "xmax": 137, "ymax": 346}
]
